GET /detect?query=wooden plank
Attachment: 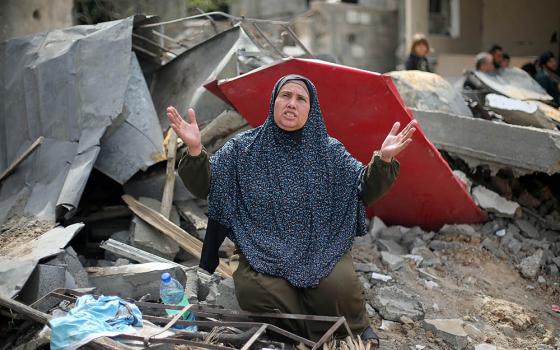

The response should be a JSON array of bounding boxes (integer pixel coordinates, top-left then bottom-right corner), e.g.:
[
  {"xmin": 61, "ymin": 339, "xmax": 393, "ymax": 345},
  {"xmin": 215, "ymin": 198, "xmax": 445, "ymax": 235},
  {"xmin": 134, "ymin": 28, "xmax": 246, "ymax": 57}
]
[
  {"xmin": 0, "ymin": 136, "xmax": 44, "ymax": 182},
  {"xmin": 122, "ymin": 194, "xmax": 232, "ymax": 278},
  {"xmin": 0, "ymin": 294, "xmax": 134, "ymax": 350},
  {"xmin": 161, "ymin": 130, "xmax": 178, "ymax": 219}
]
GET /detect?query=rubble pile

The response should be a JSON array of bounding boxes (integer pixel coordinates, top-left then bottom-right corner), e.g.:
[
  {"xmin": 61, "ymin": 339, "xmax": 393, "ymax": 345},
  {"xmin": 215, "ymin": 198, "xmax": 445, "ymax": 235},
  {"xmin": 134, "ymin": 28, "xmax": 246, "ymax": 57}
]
[{"xmin": 1, "ymin": 11, "xmax": 560, "ymax": 350}]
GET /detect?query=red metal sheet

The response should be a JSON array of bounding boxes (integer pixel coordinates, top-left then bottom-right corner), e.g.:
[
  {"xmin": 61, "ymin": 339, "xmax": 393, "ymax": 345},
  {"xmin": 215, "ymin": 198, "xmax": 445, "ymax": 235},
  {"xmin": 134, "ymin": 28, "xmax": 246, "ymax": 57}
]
[{"xmin": 204, "ymin": 58, "xmax": 487, "ymax": 230}]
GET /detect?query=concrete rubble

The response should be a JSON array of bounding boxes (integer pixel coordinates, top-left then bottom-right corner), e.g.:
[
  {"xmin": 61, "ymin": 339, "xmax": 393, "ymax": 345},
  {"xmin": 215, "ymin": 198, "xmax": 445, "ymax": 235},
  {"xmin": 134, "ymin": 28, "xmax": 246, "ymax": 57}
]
[{"xmin": 1, "ymin": 8, "xmax": 560, "ymax": 350}]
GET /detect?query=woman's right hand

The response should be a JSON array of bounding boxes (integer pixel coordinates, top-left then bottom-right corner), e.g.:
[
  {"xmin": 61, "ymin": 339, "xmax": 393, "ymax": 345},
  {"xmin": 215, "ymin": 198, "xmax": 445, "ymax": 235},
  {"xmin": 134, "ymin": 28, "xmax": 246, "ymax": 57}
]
[{"xmin": 167, "ymin": 106, "xmax": 202, "ymax": 156}]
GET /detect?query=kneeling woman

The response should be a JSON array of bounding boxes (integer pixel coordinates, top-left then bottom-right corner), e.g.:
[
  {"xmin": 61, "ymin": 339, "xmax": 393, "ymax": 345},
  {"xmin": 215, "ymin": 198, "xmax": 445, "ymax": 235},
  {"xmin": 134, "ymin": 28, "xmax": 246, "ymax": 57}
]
[{"xmin": 167, "ymin": 75, "xmax": 416, "ymax": 347}]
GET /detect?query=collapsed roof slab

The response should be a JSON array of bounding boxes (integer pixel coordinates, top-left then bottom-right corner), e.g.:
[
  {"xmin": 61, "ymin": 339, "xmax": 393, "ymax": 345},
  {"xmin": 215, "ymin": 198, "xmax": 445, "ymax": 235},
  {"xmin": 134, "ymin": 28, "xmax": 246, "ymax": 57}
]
[
  {"xmin": 206, "ymin": 58, "xmax": 487, "ymax": 230},
  {"xmin": 412, "ymin": 108, "xmax": 560, "ymax": 176}
]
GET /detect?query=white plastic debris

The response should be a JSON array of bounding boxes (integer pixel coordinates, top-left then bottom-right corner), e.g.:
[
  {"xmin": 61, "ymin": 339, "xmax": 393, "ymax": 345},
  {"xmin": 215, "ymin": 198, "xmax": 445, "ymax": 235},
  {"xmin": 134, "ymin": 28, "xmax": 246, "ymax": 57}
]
[
  {"xmin": 495, "ymin": 229, "xmax": 506, "ymax": 237},
  {"xmin": 371, "ymin": 272, "xmax": 393, "ymax": 282}
]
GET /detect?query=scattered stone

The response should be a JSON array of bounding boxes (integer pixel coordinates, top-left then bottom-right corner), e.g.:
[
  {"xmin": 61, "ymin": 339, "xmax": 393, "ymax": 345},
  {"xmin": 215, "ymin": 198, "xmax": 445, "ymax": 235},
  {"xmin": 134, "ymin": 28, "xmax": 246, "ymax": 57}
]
[
  {"xmin": 415, "ymin": 346, "xmax": 426, "ymax": 350},
  {"xmin": 114, "ymin": 258, "xmax": 131, "ymax": 266},
  {"xmin": 546, "ymin": 264, "xmax": 559, "ymax": 275},
  {"xmin": 381, "ymin": 251, "xmax": 405, "ymax": 271},
  {"xmin": 423, "ymin": 318, "xmax": 468, "ymax": 350},
  {"xmin": 515, "ymin": 219, "xmax": 541, "ymax": 239},
  {"xmin": 429, "ymin": 240, "xmax": 461, "ymax": 251},
  {"xmin": 366, "ymin": 303, "xmax": 376, "ymax": 317},
  {"xmin": 433, "ymin": 303, "xmax": 440, "ymax": 312},
  {"xmin": 464, "ymin": 323, "xmax": 483, "ymax": 338},
  {"xmin": 371, "ymin": 272, "xmax": 393, "ymax": 283},
  {"xmin": 87, "ymin": 262, "xmax": 184, "ymax": 299},
  {"xmin": 377, "ymin": 239, "xmax": 407, "ymax": 255},
  {"xmin": 370, "ymin": 285, "xmax": 425, "ymax": 322},
  {"xmin": 417, "ymin": 268, "xmax": 443, "ymax": 283},
  {"xmin": 379, "ymin": 226, "xmax": 408, "ymax": 242},
  {"xmin": 497, "ymin": 324, "xmax": 515, "ymax": 337},
  {"xmin": 403, "ymin": 254, "xmax": 424, "ymax": 267},
  {"xmin": 495, "ymin": 229, "xmax": 506, "ymax": 237},
  {"xmin": 400, "ymin": 315, "xmax": 414, "ymax": 325},
  {"xmin": 480, "ymin": 296, "xmax": 535, "ymax": 331},
  {"xmin": 453, "ymin": 170, "xmax": 472, "ymax": 190},
  {"xmin": 439, "ymin": 224, "xmax": 478, "ymax": 237},
  {"xmin": 424, "ymin": 280, "xmax": 439, "ymax": 290},
  {"xmin": 503, "ymin": 235, "xmax": 522, "ymax": 254},
  {"xmin": 411, "ymin": 246, "xmax": 441, "ymax": 267},
  {"xmin": 481, "ymin": 237, "xmax": 507, "ymax": 259},
  {"xmin": 421, "ymin": 231, "xmax": 436, "ymax": 242},
  {"xmin": 130, "ymin": 197, "xmax": 180, "ymax": 260},
  {"xmin": 551, "ymin": 257, "xmax": 560, "ymax": 268},
  {"xmin": 537, "ymin": 345, "xmax": 555, "ymax": 350},
  {"xmin": 474, "ymin": 344, "xmax": 497, "ymax": 350},
  {"xmin": 518, "ymin": 249, "xmax": 544, "ymax": 278},
  {"xmin": 379, "ymin": 319, "xmax": 400, "ymax": 331},
  {"xmin": 472, "ymin": 185, "xmax": 520, "ymax": 217},
  {"xmin": 369, "ymin": 216, "xmax": 386, "ymax": 238},
  {"xmin": 359, "ymin": 275, "xmax": 372, "ymax": 290},
  {"xmin": 354, "ymin": 262, "xmax": 380, "ymax": 273},
  {"xmin": 538, "ymin": 275, "xmax": 546, "ymax": 283}
]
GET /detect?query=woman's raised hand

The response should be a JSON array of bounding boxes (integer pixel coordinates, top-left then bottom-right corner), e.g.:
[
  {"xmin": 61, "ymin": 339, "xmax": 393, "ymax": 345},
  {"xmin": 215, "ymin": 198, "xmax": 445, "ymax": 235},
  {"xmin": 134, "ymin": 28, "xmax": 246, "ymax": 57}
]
[
  {"xmin": 167, "ymin": 106, "xmax": 202, "ymax": 156},
  {"xmin": 379, "ymin": 120, "xmax": 417, "ymax": 162}
]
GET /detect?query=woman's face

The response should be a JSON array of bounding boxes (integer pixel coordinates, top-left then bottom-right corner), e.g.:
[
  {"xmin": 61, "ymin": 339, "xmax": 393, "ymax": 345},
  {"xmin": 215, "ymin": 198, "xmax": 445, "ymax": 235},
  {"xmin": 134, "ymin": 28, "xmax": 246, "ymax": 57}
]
[
  {"xmin": 414, "ymin": 43, "xmax": 428, "ymax": 57},
  {"xmin": 273, "ymin": 82, "xmax": 310, "ymax": 131}
]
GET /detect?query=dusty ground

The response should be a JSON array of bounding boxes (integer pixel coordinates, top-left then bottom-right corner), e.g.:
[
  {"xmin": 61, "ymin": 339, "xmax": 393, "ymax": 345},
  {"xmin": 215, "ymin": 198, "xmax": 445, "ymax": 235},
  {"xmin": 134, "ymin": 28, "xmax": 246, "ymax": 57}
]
[
  {"xmin": 352, "ymin": 237, "xmax": 560, "ymax": 350},
  {"xmin": 0, "ymin": 215, "xmax": 54, "ymax": 255}
]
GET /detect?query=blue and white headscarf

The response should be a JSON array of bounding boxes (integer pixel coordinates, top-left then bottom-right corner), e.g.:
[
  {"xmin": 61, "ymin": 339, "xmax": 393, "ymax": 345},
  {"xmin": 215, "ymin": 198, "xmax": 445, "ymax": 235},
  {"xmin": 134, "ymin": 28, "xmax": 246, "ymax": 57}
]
[{"xmin": 208, "ymin": 75, "xmax": 367, "ymax": 288}]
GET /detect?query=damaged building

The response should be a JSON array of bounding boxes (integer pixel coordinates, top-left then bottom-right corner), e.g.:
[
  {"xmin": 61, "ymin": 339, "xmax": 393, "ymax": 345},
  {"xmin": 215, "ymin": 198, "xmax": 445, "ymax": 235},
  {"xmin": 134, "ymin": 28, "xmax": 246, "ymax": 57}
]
[{"xmin": 1, "ymin": 1, "xmax": 560, "ymax": 350}]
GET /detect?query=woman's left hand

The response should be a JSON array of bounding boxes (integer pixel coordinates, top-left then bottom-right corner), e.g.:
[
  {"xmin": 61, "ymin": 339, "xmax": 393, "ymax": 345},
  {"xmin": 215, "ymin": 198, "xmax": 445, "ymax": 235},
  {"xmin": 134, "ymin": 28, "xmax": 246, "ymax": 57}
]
[{"xmin": 379, "ymin": 120, "xmax": 417, "ymax": 162}]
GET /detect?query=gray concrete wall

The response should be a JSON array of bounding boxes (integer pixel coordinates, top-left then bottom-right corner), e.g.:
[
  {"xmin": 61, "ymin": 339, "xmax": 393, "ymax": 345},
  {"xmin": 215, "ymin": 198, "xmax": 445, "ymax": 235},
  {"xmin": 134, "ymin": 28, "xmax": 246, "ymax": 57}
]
[
  {"xmin": 0, "ymin": 0, "xmax": 74, "ymax": 42},
  {"xmin": 230, "ymin": 0, "xmax": 308, "ymax": 20},
  {"xmin": 481, "ymin": 0, "xmax": 560, "ymax": 56},
  {"xmin": 294, "ymin": 1, "xmax": 398, "ymax": 73}
]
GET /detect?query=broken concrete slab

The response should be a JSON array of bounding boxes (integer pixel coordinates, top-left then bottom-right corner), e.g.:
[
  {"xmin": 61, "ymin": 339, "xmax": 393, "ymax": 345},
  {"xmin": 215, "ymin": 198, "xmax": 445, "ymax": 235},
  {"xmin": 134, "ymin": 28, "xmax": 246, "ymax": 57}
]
[
  {"xmin": 130, "ymin": 197, "xmax": 180, "ymax": 260},
  {"xmin": 200, "ymin": 109, "xmax": 248, "ymax": 148},
  {"xmin": 87, "ymin": 262, "xmax": 184, "ymax": 299},
  {"xmin": 423, "ymin": 318, "xmax": 468, "ymax": 350},
  {"xmin": 439, "ymin": 224, "xmax": 478, "ymax": 237},
  {"xmin": 369, "ymin": 216, "xmax": 386, "ymax": 238},
  {"xmin": 370, "ymin": 285, "xmax": 425, "ymax": 322},
  {"xmin": 514, "ymin": 219, "xmax": 541, "ymax": 239},
  {"xmin": 429, "ymin": 240, "xmax": 461, "ymax": 251},
  {"xmin": 388, "ymin": 70, "xmax": 473, "ymax": 117},
  {"xmin": 377, "ymin": 239, "xmax": 407, "ymax": 255},
  {"xmin": 518, "ymin": 249, "xmax": 544, "ymax": 278},
  {"xmin": 485, "ymin": 93, "xmax": 557, "ymax": 130},
  {"xmin": 370, "ymin": 272, "xmax": 393, "ymax": 283},
  {"xmin": 45, "ymin": 246, "xmax": 89, "ymax": 288},
  {"xmin": 412, "ymin": 108, "xmax": 560, "ymax": 175},
  {"xmin": 18, "ymin": 264, "xmax": 66, "ymax": 304},
  {"xmin": 473, "ymin": 67, "xmax": 553, "ymax": 102},
  {"xmin": 472, "ymin": 186, "xmax": 520, "ymax": 217},
  {"xmin": 481, "ymin": 237, "xmax": 507, "ymax": 259},
  {"xmin": 354, "ymin": 262, "xmax": 381, "ymax": 273},
  {"xmin": 175, "ymin": 199, "xmax": 208, "ymax": 231},
  {"xmin": 379, "ymin": 225, "xmax": 409, "ymax": 242},
  {"xmin": 381, "ymin": 251, "xmax": 404, "ymax": 271},
  {"xmin": 0, "ymin": 223, "xmax": 84, "ymax": 298},
  {"xmin": 411, "ymin": 246, "xmax": 441, "ymax": 267}
]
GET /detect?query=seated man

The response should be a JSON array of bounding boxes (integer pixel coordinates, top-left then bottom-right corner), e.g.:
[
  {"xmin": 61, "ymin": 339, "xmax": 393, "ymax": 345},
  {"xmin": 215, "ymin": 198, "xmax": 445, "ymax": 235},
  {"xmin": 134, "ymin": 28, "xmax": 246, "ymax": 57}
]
[{"xmin": 463, "ymin": 52, "xmax": 494, "ymax": 91}]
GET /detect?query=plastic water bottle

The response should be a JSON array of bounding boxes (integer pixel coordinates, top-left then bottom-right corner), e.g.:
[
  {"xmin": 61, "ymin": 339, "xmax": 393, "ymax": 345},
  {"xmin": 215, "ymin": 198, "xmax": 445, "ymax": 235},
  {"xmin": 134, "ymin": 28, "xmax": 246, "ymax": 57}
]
[{"xmin": 159, "ymin": 272, "xmax": 197, "ymax": 331}]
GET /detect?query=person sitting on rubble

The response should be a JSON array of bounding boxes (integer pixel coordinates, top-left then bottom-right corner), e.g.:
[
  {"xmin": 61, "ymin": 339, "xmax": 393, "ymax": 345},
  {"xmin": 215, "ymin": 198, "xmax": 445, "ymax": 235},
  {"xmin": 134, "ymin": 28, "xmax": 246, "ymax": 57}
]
[
  {"xmin": 405, "ymin": 33, "xmax": 432, "ymax": 72},
  {"xmin": 488, "ymin": 44, "xmax": 504, "ymax": 70},
  {"xmin": 535, "ymin": 51, "xmax": 560, "ymax": 107},
  {"xmin": 167, "ymin": 75, "xmax": 417, "ymax": 348},
  {"xmin": 463, "ymin": 52, "xmax": 494, "ymax": 91},
  {"xmin": 501, "ymin": 53, "xmax": 511, "ymax": 69}
]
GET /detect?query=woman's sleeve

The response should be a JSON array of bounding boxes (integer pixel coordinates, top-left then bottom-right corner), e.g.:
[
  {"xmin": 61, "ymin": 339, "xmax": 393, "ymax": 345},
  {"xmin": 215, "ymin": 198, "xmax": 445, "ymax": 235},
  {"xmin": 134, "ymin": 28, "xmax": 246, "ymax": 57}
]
[
  {"xmin": 177, "ymin": 147, "xmax": 211, "ymax": 199},
  {"xmin": 360, "ymin": 154, "xmax": 400, "ymax": 206}
]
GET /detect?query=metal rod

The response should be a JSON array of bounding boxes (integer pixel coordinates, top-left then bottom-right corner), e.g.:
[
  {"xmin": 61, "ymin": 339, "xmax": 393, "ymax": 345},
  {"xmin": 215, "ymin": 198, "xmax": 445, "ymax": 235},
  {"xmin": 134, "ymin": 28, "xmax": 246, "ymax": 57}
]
[
  {"xmin": 132, "ymin": 33, "xmax": 176, "ymax": 55},
  {"xmin": 118, "ymin": 334, "xmax": 236, "ymax": 350},
  {"xmin": 241, "ymin": 324, "xmax": 267, "ymax": 350},
  {"xmin": 251, "ymin": 22, "xmax": 286, "ymax": 58},
  {"xmin": 138, "ymin": 12, "xmax": 291, "ymax": 28},
  {"xmin": 282, "ymin": 24, "xmax": 314, "ymax": 57},
  {"xmin": 150, "ymin": 30, "xmax": 190, "ymax": 49},
  {"xmin": 132, "ymin": 44, "xmax": 158, "ymax": 58},
  {"xmin": 311, "ymin": 317, "xmax": 346, "ymax": 350}
]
